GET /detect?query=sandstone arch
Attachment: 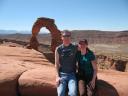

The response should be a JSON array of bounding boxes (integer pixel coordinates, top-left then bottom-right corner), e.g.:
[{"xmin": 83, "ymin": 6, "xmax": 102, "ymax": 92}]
[{"xmin": 29, "ymin": 17, "xmax": 62, "ymax": 52}]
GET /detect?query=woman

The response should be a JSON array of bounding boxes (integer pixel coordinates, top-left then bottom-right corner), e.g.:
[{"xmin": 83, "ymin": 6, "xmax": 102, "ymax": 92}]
[{"xmin": 77, "ymin": 39, "xmax": 97, "ymax": 96}]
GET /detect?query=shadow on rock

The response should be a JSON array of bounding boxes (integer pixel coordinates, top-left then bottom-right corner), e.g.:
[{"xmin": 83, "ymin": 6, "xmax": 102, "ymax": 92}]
[
  {"xmin": 19, "ymin": 85, "xmax": 57, "ymax": 96},
  {"xmin": 42, "ymin": 52, "xmax": 55, "ymax": 64},
  {"xmin": 38, "ymin": 44, "xmax": 55, "ymax": 64},
  {"xmin": 95, "ymin": 79, "xmax": 119, "ymax": 96}
]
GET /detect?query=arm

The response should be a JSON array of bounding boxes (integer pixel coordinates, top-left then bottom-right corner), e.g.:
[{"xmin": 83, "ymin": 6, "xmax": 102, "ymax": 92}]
[
  {"xmin": 90, "ymin": 55, "xmax": 97, "ymax": 88},
  {"xmin": 55, "ymin": 47, "xmax": 60, "ymax": 86},
  {"xmin": 91, "ymin": 59, "xmax": 97, "ymax": 81}
]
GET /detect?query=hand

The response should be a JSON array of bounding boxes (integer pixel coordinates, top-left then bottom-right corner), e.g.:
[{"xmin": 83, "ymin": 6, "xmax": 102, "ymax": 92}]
[
  {"xmin": 89, "ymin": 79, "xmax": 95, "ymax": 89},
  {"xmin": 56, "ymin": 76, "xmax": 61, "ymax": 87}
]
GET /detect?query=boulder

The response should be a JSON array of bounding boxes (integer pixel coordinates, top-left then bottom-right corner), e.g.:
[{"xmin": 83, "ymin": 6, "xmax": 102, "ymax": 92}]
[
  {"xmin": 19, "ymin": 67, "xmax": 57, "ymax": 96},
  {"xmin": 97, "ymin": 70, "xmax": 128, "ymax": 96},
  {"xmin": 0, "ymin": 59, "xmax": 26, "ymax": 96}
]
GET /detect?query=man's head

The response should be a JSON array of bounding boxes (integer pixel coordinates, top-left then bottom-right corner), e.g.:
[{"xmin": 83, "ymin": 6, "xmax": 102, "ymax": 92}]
[{"xmin": 61, "ymin": 31, "xmax": 71, "ymax": 45}]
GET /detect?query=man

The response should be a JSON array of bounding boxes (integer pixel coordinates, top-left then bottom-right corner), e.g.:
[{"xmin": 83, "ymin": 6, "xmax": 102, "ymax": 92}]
[{"xmin": 55, "ymin": 31, "xmax": 77, "ymax": 96}]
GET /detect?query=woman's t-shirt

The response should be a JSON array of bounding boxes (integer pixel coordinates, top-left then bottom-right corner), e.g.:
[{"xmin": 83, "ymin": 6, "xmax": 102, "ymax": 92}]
[{"xmin": 77, "ymin": 49, "xmax": 95, "ymax": 75}]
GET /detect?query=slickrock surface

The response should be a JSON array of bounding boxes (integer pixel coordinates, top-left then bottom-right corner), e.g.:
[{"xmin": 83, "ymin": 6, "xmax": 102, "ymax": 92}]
[{"xmin": 0, "ymin": 45, "xmax": 128, "ymax": 96}]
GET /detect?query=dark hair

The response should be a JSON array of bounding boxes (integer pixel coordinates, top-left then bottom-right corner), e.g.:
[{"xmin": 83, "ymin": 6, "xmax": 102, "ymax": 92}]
[{"xmin": 79, "ymin": 39, "xmax": 88, "ymax": 45}]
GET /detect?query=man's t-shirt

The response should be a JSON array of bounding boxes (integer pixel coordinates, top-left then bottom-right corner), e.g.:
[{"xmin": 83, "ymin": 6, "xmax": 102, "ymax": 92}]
[{"xmin": 57, "ymin": 43, "xmax": 77, "ymax": 73}]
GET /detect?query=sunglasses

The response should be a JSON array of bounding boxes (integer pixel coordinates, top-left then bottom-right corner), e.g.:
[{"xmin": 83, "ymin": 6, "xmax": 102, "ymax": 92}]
[
  {"xmin": 62, "ymin": 35, "xmax": 70, "ymax": 37},
  {"xmin": 79, "ymin": 41, "xmax": 87, "ymax": 45}
]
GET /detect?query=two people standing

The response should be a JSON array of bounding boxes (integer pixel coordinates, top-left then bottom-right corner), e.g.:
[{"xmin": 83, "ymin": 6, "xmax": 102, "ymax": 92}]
[{"xmin": 55, "ymin": 31, "xmax": 97, "ymax": 96}]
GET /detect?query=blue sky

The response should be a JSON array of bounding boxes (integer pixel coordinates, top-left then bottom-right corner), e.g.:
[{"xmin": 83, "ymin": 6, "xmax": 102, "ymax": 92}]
[{"xmin": 0, "ymin": 0, "xmax": 128, "ymax": 32}]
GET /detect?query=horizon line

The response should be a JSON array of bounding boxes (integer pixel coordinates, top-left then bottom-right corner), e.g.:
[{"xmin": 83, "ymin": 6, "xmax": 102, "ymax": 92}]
[{"xmin": 0, "ymin": 29, "xmax": 128, "ymax": 32}]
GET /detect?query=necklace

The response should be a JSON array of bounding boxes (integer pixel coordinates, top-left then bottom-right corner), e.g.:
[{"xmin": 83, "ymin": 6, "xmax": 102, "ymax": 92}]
[{"xmin": 82, "ymin": 55, "xmax": 88, "ymax": 62}]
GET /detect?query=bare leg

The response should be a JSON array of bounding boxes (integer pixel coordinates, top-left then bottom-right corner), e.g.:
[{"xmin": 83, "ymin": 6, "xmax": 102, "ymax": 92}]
[{"xmin": 78, "ymin": 80, "xmax": 87, "ymax": 96}]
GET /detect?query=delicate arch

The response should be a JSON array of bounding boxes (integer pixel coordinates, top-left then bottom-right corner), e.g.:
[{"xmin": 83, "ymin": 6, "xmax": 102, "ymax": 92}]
[{"xmin": 28, "ymin": 17, "xmax": 62, "ymax": 52}]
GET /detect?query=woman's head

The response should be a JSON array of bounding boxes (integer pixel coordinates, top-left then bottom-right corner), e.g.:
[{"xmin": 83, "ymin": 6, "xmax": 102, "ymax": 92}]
[{"xmin": 78, "ymin": 39, "xmax": 88, "ymax": 49}]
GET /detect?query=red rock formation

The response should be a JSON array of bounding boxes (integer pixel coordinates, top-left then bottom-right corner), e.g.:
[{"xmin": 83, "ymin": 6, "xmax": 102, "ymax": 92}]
[
  {"xmin": 97, "ymin": 55, "xmax": 128, "ymax": 72},
  {"xmin": 28, "ymin": 17, "xmax": 62, "ymax": 52},
  {"xmin": 0, "ymin": 46, "xmax": 128, "ymax": 96},
  {"xmin": 19, "ymin": 68, "xmax": 57, "ymax": 96},
  {"xmin": 0, "ymin": 59, "xmax": 26, "ymax": 96}
]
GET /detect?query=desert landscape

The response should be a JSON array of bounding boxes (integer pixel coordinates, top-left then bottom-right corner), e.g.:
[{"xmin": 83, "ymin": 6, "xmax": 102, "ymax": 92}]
[
  {"xmin": 1, "ymin": 0, "xmax": 128, "ymax": 95},
  {"xmin": 0, "ymin": 29, "xmax": 128, "ymax": 96}
]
